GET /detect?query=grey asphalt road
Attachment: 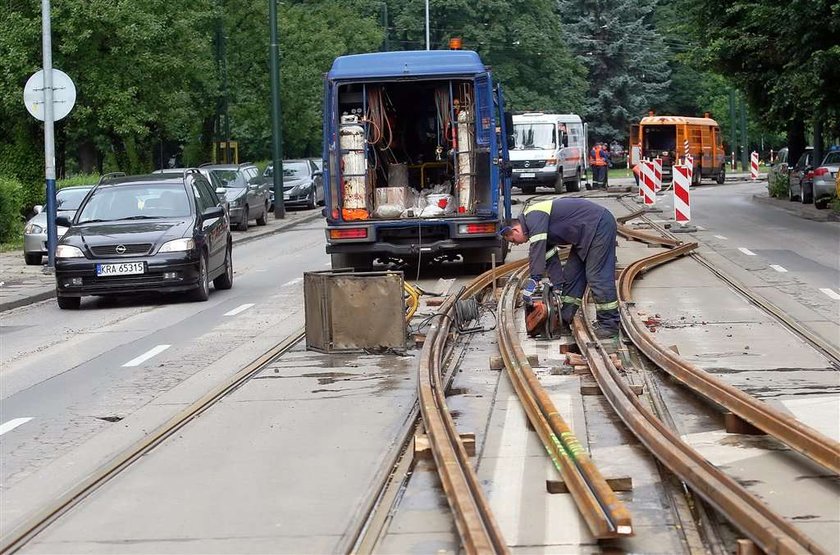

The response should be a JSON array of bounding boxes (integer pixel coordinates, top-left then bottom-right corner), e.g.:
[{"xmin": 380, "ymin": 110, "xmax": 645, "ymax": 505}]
[{"xmin": 0, "ymin": 219, "xmax": 332, "ymax": 487}]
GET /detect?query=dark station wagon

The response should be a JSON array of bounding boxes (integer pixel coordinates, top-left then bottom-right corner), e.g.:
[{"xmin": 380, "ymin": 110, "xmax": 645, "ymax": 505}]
[{"xmin": 54, "ymin": 171, "xmax": 233, "ymax": 309}]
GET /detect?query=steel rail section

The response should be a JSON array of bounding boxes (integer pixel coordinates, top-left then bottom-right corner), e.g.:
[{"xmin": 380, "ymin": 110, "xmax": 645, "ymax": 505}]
[
  {"xmin": 617, "ymin": 236, "xmax": 840, "ymax": 475},
  {"xmin": 0, "ymin": 328, "xmax": 307, "ymax": 554},
  {"xmin": 571, "ymin": 312, "xmax": 825, "ymax": 554},
  {"xmin": 617, "ymin": 197, "xmax": 840, "ymax": 364},
  {"xmin": 416, "ymin": 261, "xmax": 526, "ymax": 555},
  {"xmin": 497, "ymin": 267, "xmax": 633, "ymax": 538}
]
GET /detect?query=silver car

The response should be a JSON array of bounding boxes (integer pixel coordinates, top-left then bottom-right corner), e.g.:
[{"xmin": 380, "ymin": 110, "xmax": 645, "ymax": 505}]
[
  {"xmin": 23, "ymin": 185, "xmax": 93, "ymax": 265},
  {"xmin": 810, "ymin": 150, "xmax": 840, "ymax": 209}
]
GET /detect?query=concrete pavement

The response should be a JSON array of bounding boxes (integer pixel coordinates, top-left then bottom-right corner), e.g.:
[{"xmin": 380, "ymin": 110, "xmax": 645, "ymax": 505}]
[{"xmin": 0, "ymin": 208, "xmax": 324, "ymax": 313}]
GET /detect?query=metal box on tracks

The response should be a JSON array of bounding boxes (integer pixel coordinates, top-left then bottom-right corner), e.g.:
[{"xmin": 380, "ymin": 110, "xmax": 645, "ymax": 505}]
[{"xmin": 303, "ymin": 270, "xmax": 406, "ymax": 353}]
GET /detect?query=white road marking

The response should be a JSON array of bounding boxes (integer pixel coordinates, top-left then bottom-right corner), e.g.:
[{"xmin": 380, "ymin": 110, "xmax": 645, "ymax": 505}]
[
  {"xmin": 224, "ymin": 303, "xmax": 254, "ymax": 316},
  {"xmin": 714, "ymin": 235, "xmax": 728, "ymax": 240},
  {"xmin": 819, "ymin": 288, "xmax": 840, "ymax": 301},
  {"xmin": 283, "ymin": 277, "xmax": 303, "ymax": 287},
  {"xmin": 0, "ymin": 418, "xmax": 33, "ymax": 436},
  {"xmin": 324, "ymin": 262, "xmax": 331, "ymax": 267},
  {"xmin": 695, "ymin": 225, "xmax": 706, "ymax": 231},
  {"xmin": 738, "ymin": 247, "xmax": 757, "ymax": 256},
  {"xmin": 123, "ymin": 345, "xmax": 171, "ymax": 367},
  {"xmin": 769, "ymin": 265, "xmax": 788, "ymax": 273}
]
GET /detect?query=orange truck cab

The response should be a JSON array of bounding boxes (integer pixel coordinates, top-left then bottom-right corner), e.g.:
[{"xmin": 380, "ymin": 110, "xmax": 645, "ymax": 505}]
[{"xmin": 629, "ymin": 115, "xmax": 726, "ymax": 185}]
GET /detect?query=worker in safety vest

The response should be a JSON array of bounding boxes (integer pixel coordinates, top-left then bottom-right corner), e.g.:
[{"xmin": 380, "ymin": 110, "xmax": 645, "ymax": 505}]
[
  {"xmin": 589, "ymin": 143, "xmax": 609, "ymax": 189},
  {"xmin": 500, "ymin": 198, "xmax": 620, "ymax": 339}
]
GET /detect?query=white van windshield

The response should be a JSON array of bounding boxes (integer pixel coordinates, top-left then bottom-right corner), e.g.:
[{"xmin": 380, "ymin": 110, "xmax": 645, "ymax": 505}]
[{"xmin": 513, "ymin": 123, "xmax": 555, "ymax": 150}]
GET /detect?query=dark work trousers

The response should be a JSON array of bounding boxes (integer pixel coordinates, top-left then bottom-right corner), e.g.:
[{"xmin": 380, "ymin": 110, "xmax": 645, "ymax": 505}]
[
  {"xmin": 559, "ymin": 213, "xmax": 620, "ymax": 330},
  {"xmin": 592, "ymin": 165, "xmax": 607, "ymax": 188}
]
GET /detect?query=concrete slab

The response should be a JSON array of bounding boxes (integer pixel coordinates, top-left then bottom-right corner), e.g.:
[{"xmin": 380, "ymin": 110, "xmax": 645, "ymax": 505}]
[
  {"xmin": 633, "ymin": 285, "xmax": 774, "ymax": 324},
  {"xmin": 681, "ymin": 429, "xmax": 840, "ymax": 554},
  {"xmin": 779, "ymin": 395, "xmax": 840, "ymax": 441}
]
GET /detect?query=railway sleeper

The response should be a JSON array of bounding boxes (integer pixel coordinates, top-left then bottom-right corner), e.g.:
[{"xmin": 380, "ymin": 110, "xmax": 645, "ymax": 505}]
[
  {"xmin": 414, "ymin": 432, "xmax": 476, "ymax": 458},
  {"xmin": 547, "ymin": 476, "xmax": 634, "ymax": 495}
]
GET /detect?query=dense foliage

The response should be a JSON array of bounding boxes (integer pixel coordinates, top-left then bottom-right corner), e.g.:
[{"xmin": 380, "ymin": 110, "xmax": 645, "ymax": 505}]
[{"xmin": 0, "ymin": 0, "xmax": 835, "ymax": 225}]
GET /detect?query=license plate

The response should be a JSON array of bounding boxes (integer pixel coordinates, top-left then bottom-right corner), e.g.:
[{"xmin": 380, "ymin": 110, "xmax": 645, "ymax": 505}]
[
  {"xmin": 96, "ymin": 262, "xmax": 145, "ymax": 277},
  {"xmin": 519, "ymin": 173, "xmax": 535, "ymax": 179}
]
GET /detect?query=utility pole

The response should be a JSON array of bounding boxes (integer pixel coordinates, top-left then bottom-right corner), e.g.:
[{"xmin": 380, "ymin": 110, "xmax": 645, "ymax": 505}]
[
  {"xmin": 425, "ymin": 0, "xmax": 430, "ymax": 50},
  {"xmin": 42, "ymin": 0, "xmax": 57, "ymax": 269},
  {"xmin": 269, "ymin": 0, "xmax": 285, "ymax": 219},
  {"xmin": 739, "ymin": 95, "xmax": 748, "ymax": 172},
  {"xmin": 728, "ymin": 90, "xmax": 737, "ymax": 170},
  {"xmin": 381, "ymin": 2, "xmax": 389, "ymax": 52}
]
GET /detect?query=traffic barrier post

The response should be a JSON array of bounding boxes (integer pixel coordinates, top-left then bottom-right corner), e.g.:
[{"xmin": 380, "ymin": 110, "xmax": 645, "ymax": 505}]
[
  {"xmin": 671, "ymin": 164, "xmax": 696, "ymax": 233},
  {"xmin": 750, "ymin": 151, "xmax": 759, "ymax": 180},
  {"xmin": 640, "ymin": 161, "xmax": 656, "ymax": 206},
  {"xmin": 653, "ymin": 157, "xmax": 663, "ymax": 192}
]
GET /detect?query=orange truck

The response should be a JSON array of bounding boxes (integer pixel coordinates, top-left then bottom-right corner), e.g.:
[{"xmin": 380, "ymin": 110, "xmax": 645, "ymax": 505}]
[{"xmin": 629, "ymin": 114, "xmax": 726, "ymax": 185}]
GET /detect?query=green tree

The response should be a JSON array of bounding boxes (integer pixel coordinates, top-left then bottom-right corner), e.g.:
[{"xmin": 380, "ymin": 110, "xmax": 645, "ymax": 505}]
[{"xmin": 557, "ymin": 0, "xmax": 672, "ymax": 143}]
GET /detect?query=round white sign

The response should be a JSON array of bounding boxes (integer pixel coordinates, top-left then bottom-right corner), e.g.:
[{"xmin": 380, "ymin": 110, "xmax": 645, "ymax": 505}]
[{"xmin": 23, "ymin": 69, "xmax": 77, "ymax": 122}]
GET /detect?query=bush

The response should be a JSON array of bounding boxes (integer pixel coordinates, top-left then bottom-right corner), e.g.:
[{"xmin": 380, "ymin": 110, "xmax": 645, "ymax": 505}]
[
  {"xmin": 0, "ymin": 177, "xmax": 24, "ymax": 243},
  {"xmin": 768, "ymin": 172, "xmax": 789, "ymax": 199}
]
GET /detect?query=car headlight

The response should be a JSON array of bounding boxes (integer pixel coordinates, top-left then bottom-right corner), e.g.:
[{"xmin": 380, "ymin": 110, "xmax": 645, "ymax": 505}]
[
  {"xmin": 159, "ymin": 238, "xmax": 195, "ymax": 253},
  {"xmin": 228, "ymin": 197, "xmax": 242, "ymax": 208},
  {"xmin": 24, "ymin": 223, "xmax": 44, "ymax": 235},
  {"xmin": 55, "ymin": 245, "xmax": 85, "ymax": 258}
]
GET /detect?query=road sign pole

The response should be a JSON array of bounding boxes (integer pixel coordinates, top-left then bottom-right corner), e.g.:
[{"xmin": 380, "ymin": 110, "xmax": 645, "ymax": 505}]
[
  {"xmin": 42, "ymin": 0, "xmax": 57, "ymax": 269},
  {"xmin": 269, "ymin": 0, "xmax": 286, "ymax": 219}
]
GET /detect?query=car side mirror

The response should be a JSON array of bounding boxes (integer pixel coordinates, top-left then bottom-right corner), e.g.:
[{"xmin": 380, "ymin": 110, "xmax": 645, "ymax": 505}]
[
  {"xmin": 33, "ymin": 204, "xmax": 43, "ymax": 214},
  {"xmin": 55, "ymin": 215, "xmax": 73, "ymax": 227},
  {"xmin": 215, "ymin": 187, "xmax": 227, "ymax": 195},
  {"xmin": 313, "ymin": 170, "xmax": 323, "ymax": 177},
  {"xmin": 201, "ymin": 206, "xmax": 225, "ymax": 221}
]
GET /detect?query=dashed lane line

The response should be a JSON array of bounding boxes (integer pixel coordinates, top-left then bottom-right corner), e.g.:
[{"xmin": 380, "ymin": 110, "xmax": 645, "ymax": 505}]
[
  {"xmin": 123, "ymin": 345, "xmax": 171, "ymax": 367},
  {"xmin": 714, "ymin": 235, "xmax": 728, "ymax": 240},
  {"xmin": 0, "ymin": 418, "xmax": 34, "ymax": 437},
  {"xmin": 224, "ymin": 303, "xmax": 255, "ymax": 317},
  {"xmin": 819, "ymin": 288, "xmax": 840, "ymax": 301},
  {"xmin": 738, "ymin": 247, "xmax": 757, "ymax": 256},
  {"xmin": 283, "ymin": 277, "xmax": 303, "ymax": 287},
  {"xmin": 770, "ymin": 265, "xmax": 788, "ymax": 273}
]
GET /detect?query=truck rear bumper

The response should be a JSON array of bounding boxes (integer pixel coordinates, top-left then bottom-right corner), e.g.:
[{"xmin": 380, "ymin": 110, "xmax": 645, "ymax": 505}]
[{"xmin": 326, "ymin": 237, "xmax": 500, "ymax": 256}]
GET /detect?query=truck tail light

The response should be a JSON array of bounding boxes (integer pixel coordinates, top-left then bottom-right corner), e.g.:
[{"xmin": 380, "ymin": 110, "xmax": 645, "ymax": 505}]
[
  {"xmin": 813, "ymin": 167, "xmax": 829, "ymax": 177},
  {"xmin": 458, "ymin": 223, "xmax": 496, "ymax": 234},
  {"xmin": 329, "ymin": 228, "xmax": 367, "ymax": 239}
]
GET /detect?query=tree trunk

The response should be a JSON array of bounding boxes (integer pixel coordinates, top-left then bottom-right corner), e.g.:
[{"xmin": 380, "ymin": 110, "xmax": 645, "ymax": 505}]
[
  {"xmin": 78, "ymin": 140, "xmax": 98, "ymax": 174},
  {"xmin": 787, "ymin": 119, "xmax": 806, "ymax": 166}
]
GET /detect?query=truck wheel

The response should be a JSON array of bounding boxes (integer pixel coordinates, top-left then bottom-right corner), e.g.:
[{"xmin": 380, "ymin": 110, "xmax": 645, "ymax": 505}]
[
  {"xmin": 554, "ymin": 170, "xmax": 564, "ymax": 194},
  {"xmin": 716, "ymin": 165, "xmax": 726, "ymax": 184},
  {"xmin": 521, "ymin": 185, "xmax": 536, "ymax": 195},
  {"xmin": 565, "ymin": 169, "xmax": 581, "ymax": 193},
  {"xmin": 692, "ymin": 165, "xmax": 702, "ymax": 187},
  {"xmin": 330, "ymin": 253, "xmax": 372, "ymax": 271}
]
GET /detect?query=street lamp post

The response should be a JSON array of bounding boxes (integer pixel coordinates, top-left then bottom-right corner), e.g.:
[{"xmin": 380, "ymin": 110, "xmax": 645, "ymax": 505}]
[
  {"xmin": 269, "ymin": 0, "xmax": 285, "ymax": 219},
  {"xmin": 42, "ymin": 0, "xmax": 57, "ymax": 269},
  {"xmin": 425, "ymin": 0, "xmax": 430, "ymax": 50}
]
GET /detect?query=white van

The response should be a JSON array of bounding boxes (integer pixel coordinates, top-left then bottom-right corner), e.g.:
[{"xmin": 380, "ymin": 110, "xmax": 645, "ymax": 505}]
[{"xmin": 510, "ymin": 113, "xmax": 587, "ymax": 194}]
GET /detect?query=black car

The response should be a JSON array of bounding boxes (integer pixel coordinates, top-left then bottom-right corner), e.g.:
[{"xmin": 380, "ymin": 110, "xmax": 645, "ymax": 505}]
[
  {"xmin": 200, "ymin": 163, "xmax": 269, "ymax": 231},
  {"xmin": 54, "ymin": 171, "xmax": 233, "ymax": 309},
  {"xmin": 263, "ymin": 159, "xmax": 324, "ymax": 209}
]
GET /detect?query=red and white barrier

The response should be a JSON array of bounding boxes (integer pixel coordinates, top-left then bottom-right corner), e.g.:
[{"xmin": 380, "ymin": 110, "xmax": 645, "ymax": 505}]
[
  {"xmin": 639, "ymin": 160, "xmax": 656, "ymax": 206},
  {"xmin": 653, "ymin": 157, "xmax": 663, "ymax": 192},
  {"xmin": 750, "ymin": 151, "xmax": 759, "ymax": 180},
  {"xmin": 673, "ymin": 164, "xmax": 691, "ymax": 223},
  {"xmin": 684, "ymin": 154, "xmax": 693, "ymax": 178},
  {"xmin": 683, "ymin": 139, "xmax": 690, "ymax": 159}
]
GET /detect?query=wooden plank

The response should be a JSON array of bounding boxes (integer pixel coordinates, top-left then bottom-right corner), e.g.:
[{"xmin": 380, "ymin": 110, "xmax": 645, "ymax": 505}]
[
  {"xmin": 547, "ymin": 476, "xmax": 633, "ymax": 494},
  {"xmin": 724, "ymin": 412, "xmax": 765, "ymax": 435}
]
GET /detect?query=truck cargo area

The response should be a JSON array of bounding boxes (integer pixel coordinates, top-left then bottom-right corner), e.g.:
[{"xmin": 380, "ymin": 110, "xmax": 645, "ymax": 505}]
[{"xmin": 335, "ymin": 79, "xmax": 494, "ymax": 222}]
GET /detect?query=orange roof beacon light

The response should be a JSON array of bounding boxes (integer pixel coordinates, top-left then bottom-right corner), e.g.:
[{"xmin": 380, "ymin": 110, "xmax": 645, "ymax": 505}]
[{"xmin": 449, "ymin": 37, "xmax": 463, "ymax": 50}]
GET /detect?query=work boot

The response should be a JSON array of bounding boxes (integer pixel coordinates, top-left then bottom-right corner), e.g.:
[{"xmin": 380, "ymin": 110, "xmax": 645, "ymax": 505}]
[{"xmin": 591, "ymin": 322, "xmax": 619, "ymax": 340}]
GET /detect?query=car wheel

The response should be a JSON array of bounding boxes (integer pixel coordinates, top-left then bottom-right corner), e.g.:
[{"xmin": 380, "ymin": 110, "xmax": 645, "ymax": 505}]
[
  {"xmin": 553, "ymin": 170, "xmax": 564, "ymax": 194},
  {"xmin": 306, "ymin": 188, "xmax": 316, "ymax": 209},
  {"xmin": 815, "ymin": 197, "xmax": 829, "ymax": 209},
  {"xmin": 57, "ymin": 295, "xmax": 80, "ymax": 310},
  {"xmin": 256, "ymin": 203, "xmax": 268, "ymax": 226},
  {"xmin": 788, "ymin": 182, "xmax": 797, "ymax": 201},
  {"xmin": 190, "ymin": 252, "xmax": 210, "ymax": 302},
  {"xmin": 565, "ymin": 169, "xmax": 581, "ymax": 193},
  {"xmin": 213, "ymin": 243, "xmax": 234, "ymax": 290},
  {"xmin": 24, "ymin": 253, "xmax": 42, "ymax": 265},
  {"xmin": 239, "ymin": 207, "xmax": 249, "ymax": 231},
  {"xmin": 716, "ymin": 165, "xmax": 726, "ymax": 184},
  {"xmin": 521, "ymin": 185, "xmax": 536, "ymax": 195},
  {"xmin": 801, "ymin": 182, "xmax": 813, "ymax": 204}
]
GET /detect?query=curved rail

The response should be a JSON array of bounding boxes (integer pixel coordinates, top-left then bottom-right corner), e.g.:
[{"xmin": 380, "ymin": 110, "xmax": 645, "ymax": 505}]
[
  {"xmin": 616, "ymin": 227, "xmax": 840, "ymax": 475},
  {"xmin": 417, "ymin": 260, "xmax": 528, "ymax": 554},
  {"xmin": 497, "ymin": 267, "xmax": 633, "ymax": 538},
  {"xmin": 571, "ymin": 310, "xmax": 825, "ymax": 554},
  {"xmin": 0, "ymin": 328, "xmax": 306, "ymax": 554}
]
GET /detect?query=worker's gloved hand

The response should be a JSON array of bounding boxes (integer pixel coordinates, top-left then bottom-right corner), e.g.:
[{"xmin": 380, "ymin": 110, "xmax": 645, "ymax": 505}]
[
  {"xmin": 540, "ymin": 277, "xmax": 552, "ymax": 291},
  {"xmin": 521, "ymin": 278, "xmax": 539, "ymax": 305}
]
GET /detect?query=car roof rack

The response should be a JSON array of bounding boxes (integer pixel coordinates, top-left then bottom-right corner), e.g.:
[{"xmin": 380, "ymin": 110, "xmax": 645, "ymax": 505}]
[{"xmin": 98, "ymin": 172, "xmax": 126, "ymax": 185}]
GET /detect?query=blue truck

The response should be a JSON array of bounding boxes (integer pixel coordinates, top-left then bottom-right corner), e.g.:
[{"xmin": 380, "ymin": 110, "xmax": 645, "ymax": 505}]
[{"xmin": 322, "ymin": 50, "xmax": 513, "ymax": 271}]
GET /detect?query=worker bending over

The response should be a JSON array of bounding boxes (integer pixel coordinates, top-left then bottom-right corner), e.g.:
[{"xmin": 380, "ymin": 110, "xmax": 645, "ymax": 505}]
[{"xmin": 500, "ymin": 198, "xmax": 620, "ymax": 339}]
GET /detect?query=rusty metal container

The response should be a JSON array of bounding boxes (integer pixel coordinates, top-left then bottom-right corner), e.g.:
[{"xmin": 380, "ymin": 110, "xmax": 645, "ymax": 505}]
[{"xmin": 303, "ymin": 269, "xmax": 406, "ymax": 353}]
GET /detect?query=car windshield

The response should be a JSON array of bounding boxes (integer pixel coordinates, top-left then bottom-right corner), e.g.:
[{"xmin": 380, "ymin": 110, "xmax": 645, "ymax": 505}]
[
  {"xmin": 76, "ymin": 184, "xmax": 191, "ymax": 223},
  {"xmin": 513, "ymin": 123, "xmax": 555, "ymax": 150},
  {"xmin": 210, "ymin": 170, "xmax": 246, "ymax": 188},
  {"xmin": 822, "ymin": 152, "xmax": 840, "ymax": 165},
  {"xmin": 283, "ymin": 162, "xmax": 309, "ymax": 178},
  {"xmin": 56, "ymin": 187, "xmax": 91, "ymax": 211}
]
